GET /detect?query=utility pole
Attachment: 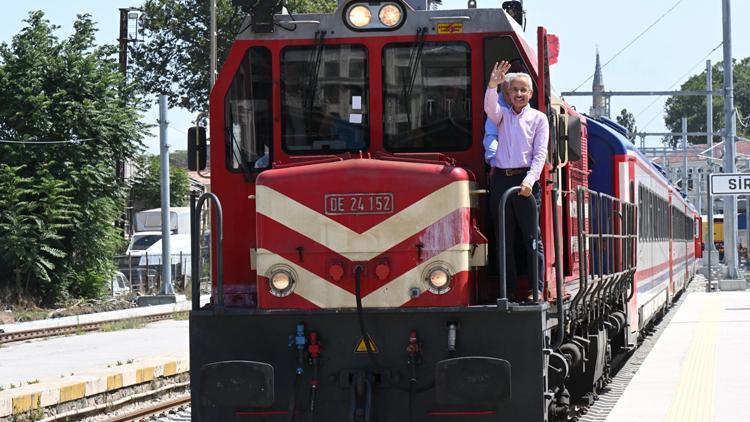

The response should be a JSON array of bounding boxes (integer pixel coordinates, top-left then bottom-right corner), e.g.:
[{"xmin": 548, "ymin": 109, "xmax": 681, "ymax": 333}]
[
  {"xmin": 722, "ymin": 0, "xmax": 740, "ymax": 279},
  {"xmin": 159, "ymin": 95, "xmax": 175, "ymax": 295},
  {"xmin": 682, "ymin": 117, "xmax": 688, "ymax": 191},
  {"xmin": 706, "ymin": 60, "xmax": 718, "ymax": 255}
]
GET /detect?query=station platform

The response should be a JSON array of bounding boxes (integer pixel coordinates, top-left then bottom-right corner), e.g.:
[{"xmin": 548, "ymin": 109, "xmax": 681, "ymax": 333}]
[{"xmin": 606, "ymin": 290, "xmax": 750, "ymax": 422}]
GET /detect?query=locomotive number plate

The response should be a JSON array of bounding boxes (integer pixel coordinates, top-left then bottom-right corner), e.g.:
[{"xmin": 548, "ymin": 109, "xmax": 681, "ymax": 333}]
[{"xmin": 325, "ymin": 193, "xmax": 394, "ymax": 216}]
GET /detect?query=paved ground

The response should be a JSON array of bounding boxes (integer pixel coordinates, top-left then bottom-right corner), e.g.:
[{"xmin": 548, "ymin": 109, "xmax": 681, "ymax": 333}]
[
  {"xmin": 0, "ymin": 319, "xmax": 188, "ymax": 388},
  {"xmin": 606, "ymin": 289, "xmax": 750, "ymax": 422}
]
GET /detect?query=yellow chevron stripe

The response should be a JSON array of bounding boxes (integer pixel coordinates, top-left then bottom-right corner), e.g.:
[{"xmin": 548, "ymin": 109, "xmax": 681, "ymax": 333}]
[{"xmin": 256, "ymin": 181, "xmax": 471, "ymax": 261}]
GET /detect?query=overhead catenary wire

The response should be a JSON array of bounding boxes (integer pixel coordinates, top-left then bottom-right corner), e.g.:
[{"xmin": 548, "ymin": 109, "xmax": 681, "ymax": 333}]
[
  {"xmin": 0, "ymin": 137, "xmax": 96, "ymax": 145},
  {"xmin": 635, "ymin": 42, "xmax": 724, "ymax": 130},
  {"xmin": 571, "ymin": 0, "xmax": 685, "ymax": 93}
]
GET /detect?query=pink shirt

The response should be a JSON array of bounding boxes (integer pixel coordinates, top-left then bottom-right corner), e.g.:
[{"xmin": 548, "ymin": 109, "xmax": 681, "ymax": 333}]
[{"xmin": 484, "ymin": 88, "xmax": 549, "ymax": 187}]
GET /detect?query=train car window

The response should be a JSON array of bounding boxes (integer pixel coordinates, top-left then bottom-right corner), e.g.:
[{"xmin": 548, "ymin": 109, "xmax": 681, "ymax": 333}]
[
  {"xmin": 382, "ymin": 42, "xmax": 471, "ymax": 151},
  {"xmin": 225, "ymin": 47, "xmax": 273, "ymax": 172},
  {"xmin": 281, "ymin": 45, "xmax": 369, "ymax": 154}
]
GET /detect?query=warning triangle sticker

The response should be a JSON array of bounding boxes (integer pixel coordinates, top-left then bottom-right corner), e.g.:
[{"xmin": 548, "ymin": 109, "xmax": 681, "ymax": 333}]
[{"xmin": 354, "ymin": 335, "xmax": 378, "ymax": 353}]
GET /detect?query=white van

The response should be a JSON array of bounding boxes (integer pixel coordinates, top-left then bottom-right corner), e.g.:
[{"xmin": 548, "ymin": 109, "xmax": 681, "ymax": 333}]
[{"xmin": 133, "ymin": 207, "xmax": 191, "ymax": 235}]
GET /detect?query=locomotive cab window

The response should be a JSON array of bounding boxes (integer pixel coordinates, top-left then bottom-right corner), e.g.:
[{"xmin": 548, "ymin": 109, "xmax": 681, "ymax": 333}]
[
  {"xmin": 382, "ymin": 42, "xmax": 471, "ymax": 151},
  {"xmin": 281, "ymin": 45, "xmax": 369, "ymax": 153},
  {"xmin": 225, "ymin": 47, "xmax": 273, "ymax": 172}
]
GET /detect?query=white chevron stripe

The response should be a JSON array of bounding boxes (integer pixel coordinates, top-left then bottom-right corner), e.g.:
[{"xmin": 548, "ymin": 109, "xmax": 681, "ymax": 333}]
[
  {"xmin": 256, "ymin": 181, "xmax": 472, "ymax": 261},
  {"xmin": 256, "ymin": 244, "xmax": 471, "ymax": 308}
]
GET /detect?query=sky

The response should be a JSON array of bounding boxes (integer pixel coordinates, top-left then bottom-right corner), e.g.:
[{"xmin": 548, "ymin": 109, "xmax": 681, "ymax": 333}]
[{"xmin": 1, "ymin": 0, "xmax": 749, "ymax": 151}]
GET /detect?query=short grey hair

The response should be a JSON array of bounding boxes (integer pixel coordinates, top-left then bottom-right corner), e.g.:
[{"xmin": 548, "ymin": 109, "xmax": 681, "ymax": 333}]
[{"xmin": 504, "ymin": 72, "xmax": 533, "ymax": 89}]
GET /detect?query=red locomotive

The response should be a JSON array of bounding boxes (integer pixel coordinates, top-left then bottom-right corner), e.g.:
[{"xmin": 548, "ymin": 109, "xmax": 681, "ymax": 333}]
[{"xmin": 188, "ymin": 1, "xmax": 701, "ymax": 421}]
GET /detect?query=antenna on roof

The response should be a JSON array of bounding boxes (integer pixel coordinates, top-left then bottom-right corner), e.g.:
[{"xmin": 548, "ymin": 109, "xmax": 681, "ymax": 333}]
[
  {"xmin": 501, "ymin": 1, "xmax": 525, "ymax": 26},
  {"xmin": 232, "ymin": 0, "xmax": 283, "ymax": 33}
]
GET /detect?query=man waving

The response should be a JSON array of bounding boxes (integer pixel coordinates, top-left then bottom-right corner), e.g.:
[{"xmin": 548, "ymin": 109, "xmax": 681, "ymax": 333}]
[{"xmin": 484, "ymin": 60, "xmax": 549, "ymax": 300}]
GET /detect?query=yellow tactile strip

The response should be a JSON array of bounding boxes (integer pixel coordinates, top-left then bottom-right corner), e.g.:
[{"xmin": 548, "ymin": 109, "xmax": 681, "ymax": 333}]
[
  {"xmin": 0, "ymin": 355, "xmax": 188, "ymax": 417},
  {"xmin": 666, "ymin": 294, "xmax": 721, "ymax": 422}
]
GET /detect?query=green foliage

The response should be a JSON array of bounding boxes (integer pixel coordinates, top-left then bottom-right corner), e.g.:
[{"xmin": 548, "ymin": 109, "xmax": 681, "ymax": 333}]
[
  {"xmin": 131, "ymin": 155, "xmax": 191, "ymax": 209},
  {"xmin": 615, "ymin": 108, "xmax": 637, "ymax": 143},
  {"xmin": 664, "ymin": 57, "xmax": 750, "ymax": 147},
  {"xmin": 131, "ymin": 0, "xmax": 337, "ymax": 112},
  {"xmin": 0, "ymin": 12, "xmax": 146, "ymax": 304}
]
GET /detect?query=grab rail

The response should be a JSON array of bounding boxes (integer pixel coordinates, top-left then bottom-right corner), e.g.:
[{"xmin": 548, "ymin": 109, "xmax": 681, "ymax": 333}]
[{"xmin": 192, "ymin": 192, "xmax": 224, "ymax": 311}]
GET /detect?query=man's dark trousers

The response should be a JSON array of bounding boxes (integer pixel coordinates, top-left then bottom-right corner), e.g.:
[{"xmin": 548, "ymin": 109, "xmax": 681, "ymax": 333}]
[{"xmin": 489, "ymin": 171, "xmax": 544, "ymax": 297}]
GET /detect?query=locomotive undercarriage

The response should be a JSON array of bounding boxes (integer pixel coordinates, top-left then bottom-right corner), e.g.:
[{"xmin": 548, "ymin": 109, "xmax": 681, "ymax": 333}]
[{"xmin": 190, "ymin": 304, "xmax": 552, "ymax": 422}]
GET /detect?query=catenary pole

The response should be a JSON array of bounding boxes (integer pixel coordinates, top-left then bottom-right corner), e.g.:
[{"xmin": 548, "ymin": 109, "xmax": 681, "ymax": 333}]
[
  {"xmin": 706, "ymin": 60, "xmax": 717, "ymax": 253},
  {"xmin": 160, "ymin": 95, "xmax": 174, "ymax": 295},
  {"xmin": 682, "ymin": 118, "xmax": 688, "ymax": 191},
  {"xmin": 722, "ymin": 0, "xmax": 739, "ymax": 279}
]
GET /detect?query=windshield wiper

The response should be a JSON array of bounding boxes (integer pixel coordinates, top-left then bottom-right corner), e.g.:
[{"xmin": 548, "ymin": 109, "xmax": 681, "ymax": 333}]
[
  {"xmin": 303, "ymin": 30, "xmax": 327, "ymax": 134},
  {"xmin": 400, "ymin": 27, "xmax": 427, "ymax": 127},
  {"xmin": 225, "ymin": 126, "xmax": 255, "ymax": 181}
]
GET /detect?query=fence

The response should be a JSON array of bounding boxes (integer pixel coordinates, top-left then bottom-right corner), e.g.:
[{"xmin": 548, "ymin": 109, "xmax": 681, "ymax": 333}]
[{"xmin": 114, "ymin": 247, "xmax": 210, "ymax": 295}]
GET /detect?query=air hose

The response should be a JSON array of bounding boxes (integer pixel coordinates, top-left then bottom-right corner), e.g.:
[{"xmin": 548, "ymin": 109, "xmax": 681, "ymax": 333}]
[{"xmin": 353, "ymin": 266, "xmax": 435, "ymax": 399}]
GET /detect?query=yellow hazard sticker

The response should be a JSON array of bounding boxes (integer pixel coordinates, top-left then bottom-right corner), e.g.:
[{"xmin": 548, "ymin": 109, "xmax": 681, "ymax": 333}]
[
  {"xmin": 436, "ymin": 23, "xmax": 463, "ymax": 34},
  {"xmin": 354, "ymin": 335, "xmax": 378, "ymax": 353}
]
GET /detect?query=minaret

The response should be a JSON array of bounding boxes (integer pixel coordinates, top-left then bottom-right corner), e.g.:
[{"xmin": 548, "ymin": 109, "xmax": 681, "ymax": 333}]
[{"xmin": 590, "ymin": 49, "xmax": 607, "ymax": 118}]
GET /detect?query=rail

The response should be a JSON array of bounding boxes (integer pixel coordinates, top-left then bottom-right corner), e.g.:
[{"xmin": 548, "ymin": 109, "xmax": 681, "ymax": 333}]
[
  {"xmin": 192, "ymin": 192, "xmax": 224, "ymax": 311},
  {"xmin": 0, "ymin": 312, "xmax": 178, "ymax": 344}
]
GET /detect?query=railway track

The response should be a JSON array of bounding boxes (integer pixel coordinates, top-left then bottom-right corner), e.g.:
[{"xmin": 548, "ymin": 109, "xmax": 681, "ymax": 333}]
[
  {"xmin": 0, "ymin": 312, "xmax": 182, "ymax": 344},
  {"xmin": 109, "ymin": 396, "xmax": 191, "ymax": 422}
]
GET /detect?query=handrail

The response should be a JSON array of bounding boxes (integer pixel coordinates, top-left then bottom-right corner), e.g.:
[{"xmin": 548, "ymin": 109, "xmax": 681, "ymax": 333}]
[
  {"xmin": 192, "ymin": 192, "xmax": 224, "ymax": 311},
  {"xmin": 550, "ymin": 189, "xmax": 565, "ymax": 349},
  {"xmin": 497, "ymin": 186, "xmax": 540, "ymax": 305}
]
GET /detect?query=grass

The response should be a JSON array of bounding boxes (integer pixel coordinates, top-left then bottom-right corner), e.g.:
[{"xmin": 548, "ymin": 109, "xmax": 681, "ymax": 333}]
[
  {"xmin": 173, "ymin": 311, "xmax": 189, "ymax": 320},
  {"xmin": 100, "ymin": 317, "xmax": 146, "ymax": 332}
]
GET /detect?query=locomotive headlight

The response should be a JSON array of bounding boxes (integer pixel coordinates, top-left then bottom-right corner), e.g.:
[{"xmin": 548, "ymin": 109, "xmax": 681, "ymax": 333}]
[
  {"xmin": 423, "ymin": 262, "xmax": 453, "ymax": 294},
  {"xmin": 348, "ymin": 5, "xmax": 372, "ymax": 28},
  {"xmin": 378, "ymin": 4, "xmax": 402, "ymax": 27},
  {"xmin": 268, "ymin": 265, "xmax": 296, "ymax": 297}
]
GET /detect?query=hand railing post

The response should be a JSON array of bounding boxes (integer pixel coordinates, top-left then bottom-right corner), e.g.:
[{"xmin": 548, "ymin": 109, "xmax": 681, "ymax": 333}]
[
  {"xmin": 195, "ymin": 192, "xmax": 224, "ymax": 311},
  {"xmin": 191, "ymin": 192, "xmax": 199, "ymax": 310}
]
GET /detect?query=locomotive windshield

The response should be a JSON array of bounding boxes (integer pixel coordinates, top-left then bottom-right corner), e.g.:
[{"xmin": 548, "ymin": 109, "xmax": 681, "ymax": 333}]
[
  {"xmin": 383, "ymin": 42, "xmax": 471, "ymax": 151},
  {"xmin": 281, "ymin": 45, "xmax": 369, "ymax": 153}
]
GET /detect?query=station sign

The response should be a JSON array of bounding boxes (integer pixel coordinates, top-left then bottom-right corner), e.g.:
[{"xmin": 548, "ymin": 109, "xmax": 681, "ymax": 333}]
[{"xmin": 710, "ymin": 173, "xmax": 750, "ymax": 195}]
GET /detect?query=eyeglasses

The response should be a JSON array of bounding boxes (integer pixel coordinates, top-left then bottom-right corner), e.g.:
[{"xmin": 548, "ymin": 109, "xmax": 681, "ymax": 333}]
[{"xmin": 508, "ymin": 87, "xmax": 530, "ymax": 94}]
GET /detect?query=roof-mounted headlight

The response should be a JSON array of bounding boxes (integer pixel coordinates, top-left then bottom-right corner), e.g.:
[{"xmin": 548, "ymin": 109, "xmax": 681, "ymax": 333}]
[
  {"xmin": 347, "ymin": 5, "xmax": 372, "ymax": 28},
  {"xmin": 344, "ymin": 2, "xmax": 405, "ymax": 31},
  {"xmin": 378, "ymin": 4, "xmax": 402, "ymax": 27}
]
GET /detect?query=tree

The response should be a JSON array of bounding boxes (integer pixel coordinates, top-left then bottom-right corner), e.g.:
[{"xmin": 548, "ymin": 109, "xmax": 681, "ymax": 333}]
[
  {"xmin": 131, "ymin": 155, "xmax": 191, "ymax": 209},
  {"xmin": 0, "ymin": 12, "xmax": 147, "ymax": 303},
  {"xmin": 663, "ymin": 58, "xmax": 750, "ymax": 147},
  {"xmin": 131, "ymin": 0, "xmax": 337, "ymax": 112},
  {"xmin": 615, "ymin": 108, "xmax": 638, "ymax": 143}
]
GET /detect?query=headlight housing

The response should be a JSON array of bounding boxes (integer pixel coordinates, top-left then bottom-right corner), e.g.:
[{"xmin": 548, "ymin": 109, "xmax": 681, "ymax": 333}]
[
  {"xmin": 422, "ymin": 262, "xmax": 453, "ymax": 294},
  {"xmin": 344, "ymin": 2, "xmax": 405, "ymax": 31},
  {"xmin": 268, "ymin": 265, "xmax": 297, "ymax": 297}
]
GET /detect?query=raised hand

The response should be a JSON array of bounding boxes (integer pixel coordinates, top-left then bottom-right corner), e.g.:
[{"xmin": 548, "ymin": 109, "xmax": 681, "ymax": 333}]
[{"xmin": 488, "ymin": 60, "xmax": 511, "ymax": 89}]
